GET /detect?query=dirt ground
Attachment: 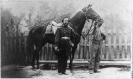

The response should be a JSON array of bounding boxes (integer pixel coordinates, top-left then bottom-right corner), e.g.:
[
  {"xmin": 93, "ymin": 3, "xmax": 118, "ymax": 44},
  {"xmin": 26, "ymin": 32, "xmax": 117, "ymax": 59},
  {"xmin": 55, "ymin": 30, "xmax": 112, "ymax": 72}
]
[{"xmin": 1, "ymin": 65, "xmax": 131, "ymax": 79}]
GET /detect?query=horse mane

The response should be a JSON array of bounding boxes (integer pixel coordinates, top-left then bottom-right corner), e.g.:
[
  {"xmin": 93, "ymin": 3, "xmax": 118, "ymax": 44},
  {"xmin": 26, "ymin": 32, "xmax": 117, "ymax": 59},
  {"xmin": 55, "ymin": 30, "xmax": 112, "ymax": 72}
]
[
  {"xmin": 69, "ymin": 11, "xmax": 84, "ymax": 25},
  {"xmin": 69, "ymin": 11, "xmax": 86, "ymax": 35}
]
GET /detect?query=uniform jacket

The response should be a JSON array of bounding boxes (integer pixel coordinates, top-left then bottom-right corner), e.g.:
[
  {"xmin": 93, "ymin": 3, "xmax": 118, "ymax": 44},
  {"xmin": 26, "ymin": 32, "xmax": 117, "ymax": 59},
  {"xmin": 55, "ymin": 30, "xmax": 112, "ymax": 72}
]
[{"xmin": 55, "ymin": 24, "xmax": 75, "ymax": 56}]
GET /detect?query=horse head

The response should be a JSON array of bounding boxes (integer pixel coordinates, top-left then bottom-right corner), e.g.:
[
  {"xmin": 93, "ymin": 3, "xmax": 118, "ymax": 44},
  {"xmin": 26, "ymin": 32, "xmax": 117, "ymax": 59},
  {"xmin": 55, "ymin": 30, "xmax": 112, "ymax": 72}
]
[{"xmin": 82, "ymin": 4, "xmax": 104, "ymax": 27}]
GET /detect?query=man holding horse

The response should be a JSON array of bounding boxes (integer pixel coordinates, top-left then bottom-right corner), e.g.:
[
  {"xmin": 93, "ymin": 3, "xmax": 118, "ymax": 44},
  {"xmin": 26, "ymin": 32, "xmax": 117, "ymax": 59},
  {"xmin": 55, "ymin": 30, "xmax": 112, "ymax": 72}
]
[
  {"xmin": 89, "ymin": 20, "xmax": 106, "ymax": 74},
  {"xmin": 55, "ymin": 17, "xmax": 75, "ymax": 75}
]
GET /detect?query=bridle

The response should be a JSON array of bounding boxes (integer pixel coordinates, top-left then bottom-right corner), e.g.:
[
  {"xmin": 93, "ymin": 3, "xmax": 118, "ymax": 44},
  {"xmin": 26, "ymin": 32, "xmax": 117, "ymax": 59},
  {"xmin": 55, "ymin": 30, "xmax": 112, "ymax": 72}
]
[
  {"xmin": 81, "ymin": 6, "xmax": 95, "ymax": 38},
  {"xmin": 70, "ymin": 5, "xmax": 101, "ymax": 41}
]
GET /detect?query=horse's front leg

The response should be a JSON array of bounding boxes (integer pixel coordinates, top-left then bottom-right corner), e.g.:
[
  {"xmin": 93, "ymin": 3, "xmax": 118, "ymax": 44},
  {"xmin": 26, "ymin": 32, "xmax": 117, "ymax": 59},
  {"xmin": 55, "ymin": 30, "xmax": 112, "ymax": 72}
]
[
  {"xmin": 69, "ymin": 54, "xmax": 74, "ymax": 73},
  {"xmin": 69, "ymin": 45, "xmax": 77, "ymax": 73}
]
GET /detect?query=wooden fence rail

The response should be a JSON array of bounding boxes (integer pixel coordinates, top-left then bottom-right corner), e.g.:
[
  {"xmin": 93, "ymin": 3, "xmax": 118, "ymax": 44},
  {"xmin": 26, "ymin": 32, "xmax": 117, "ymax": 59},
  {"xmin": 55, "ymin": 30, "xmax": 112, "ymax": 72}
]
[{"xmin": 1, "ymin": 27, "xmax": 131, "ymax": 66}]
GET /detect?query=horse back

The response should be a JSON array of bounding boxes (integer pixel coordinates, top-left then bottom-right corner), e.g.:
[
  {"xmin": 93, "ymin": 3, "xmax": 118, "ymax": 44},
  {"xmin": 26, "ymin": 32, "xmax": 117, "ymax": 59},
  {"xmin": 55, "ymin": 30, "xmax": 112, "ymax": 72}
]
[{"xmin": 29, "ymin": 25, "xmax": 47, "ymax": 40}]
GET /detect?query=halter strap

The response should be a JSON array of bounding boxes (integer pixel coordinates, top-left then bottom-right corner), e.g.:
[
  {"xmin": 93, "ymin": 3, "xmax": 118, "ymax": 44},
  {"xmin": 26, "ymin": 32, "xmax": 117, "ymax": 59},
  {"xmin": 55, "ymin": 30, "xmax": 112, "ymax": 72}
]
[{"xmin": 81, "ymin": 9, "xmax": 95, "ymax": 38}]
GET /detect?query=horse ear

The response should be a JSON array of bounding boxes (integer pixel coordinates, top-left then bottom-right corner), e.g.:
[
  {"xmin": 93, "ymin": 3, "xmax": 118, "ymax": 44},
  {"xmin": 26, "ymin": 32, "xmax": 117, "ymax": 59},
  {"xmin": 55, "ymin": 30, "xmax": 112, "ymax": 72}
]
[
  {"xmin": 82, "ymin": 7, "xmax": 86, "ymax": 12},
  {"xmin": 87, "ymin": 4, "xmax": 92, "ymax": 8}
]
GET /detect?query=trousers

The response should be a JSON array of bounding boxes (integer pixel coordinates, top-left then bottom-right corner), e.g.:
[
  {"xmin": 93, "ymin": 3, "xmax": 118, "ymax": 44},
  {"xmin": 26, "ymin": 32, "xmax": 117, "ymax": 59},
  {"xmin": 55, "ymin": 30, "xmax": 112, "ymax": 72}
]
[
  {"xmin": 89, "ymin": 42, "xmax": 102, "ymax": 72},
  {"xmin": 57, "ymin": 53, "xmax": 68, "ymax": 74}
]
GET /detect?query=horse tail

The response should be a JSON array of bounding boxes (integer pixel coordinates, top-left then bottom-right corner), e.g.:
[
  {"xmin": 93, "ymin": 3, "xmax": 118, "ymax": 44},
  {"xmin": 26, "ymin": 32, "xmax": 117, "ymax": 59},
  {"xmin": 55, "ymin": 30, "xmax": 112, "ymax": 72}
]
[{"xmin": 26, "ymin": 29, "xmax": 34, "ymax": 64}]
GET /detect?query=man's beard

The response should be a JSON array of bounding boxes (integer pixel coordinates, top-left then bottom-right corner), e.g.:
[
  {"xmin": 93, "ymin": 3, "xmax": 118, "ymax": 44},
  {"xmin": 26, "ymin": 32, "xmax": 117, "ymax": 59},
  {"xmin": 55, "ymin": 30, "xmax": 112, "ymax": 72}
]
[{"xmin": 64, "ymin": 23, "xmax": 68, "ymax": 27}]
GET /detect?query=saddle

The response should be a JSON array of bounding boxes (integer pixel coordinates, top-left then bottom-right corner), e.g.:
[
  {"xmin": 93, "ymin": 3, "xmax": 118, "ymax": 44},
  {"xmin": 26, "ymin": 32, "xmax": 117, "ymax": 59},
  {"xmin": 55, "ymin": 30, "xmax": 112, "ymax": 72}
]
[
  {"xmin": 45, "ymin": 21, "xmax": 73, "ymax": 34},
  {"xmin": 45, "ymin": 21, "xmax": 62, "ymax": 34}
]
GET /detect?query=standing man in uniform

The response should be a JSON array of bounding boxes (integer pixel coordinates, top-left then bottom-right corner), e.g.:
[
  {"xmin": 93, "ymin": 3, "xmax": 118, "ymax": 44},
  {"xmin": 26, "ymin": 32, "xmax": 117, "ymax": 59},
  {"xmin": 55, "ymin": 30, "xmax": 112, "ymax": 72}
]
[
  {"xmin": 89, "ymin": 19, "xmax": 106, "ymax": 74},
  {"xmin": 54, "ymin": 18, "xmax": 75, "ymax": 75}
]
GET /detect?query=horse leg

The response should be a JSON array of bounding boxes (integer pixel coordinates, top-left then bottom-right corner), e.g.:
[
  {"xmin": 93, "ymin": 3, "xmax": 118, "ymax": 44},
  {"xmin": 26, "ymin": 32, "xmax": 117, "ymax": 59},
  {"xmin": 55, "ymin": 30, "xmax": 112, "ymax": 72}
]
[
  {"xmin": 31, "ymin": 45, "xmax": 42, "ymax": 69},
  {"xmin": 36, "ymin": 46, "xmax": 43, "ymax": 69},
  {"xmin": 69, "ymin": 45, "xmax": 77, "ymax": 72},
  {"xmin": 31, "ymin": 49, "xmax": 36, "ymax": 69}
]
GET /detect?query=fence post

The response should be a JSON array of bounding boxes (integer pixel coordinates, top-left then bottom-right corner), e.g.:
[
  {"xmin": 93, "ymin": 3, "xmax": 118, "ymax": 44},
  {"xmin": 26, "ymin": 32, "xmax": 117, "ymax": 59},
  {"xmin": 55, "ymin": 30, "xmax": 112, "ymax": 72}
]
[
  {"xmin": 24, "ymin": 33, "xmax": 27, "ymax": 65},
  {"xmin": 16, "ymin": 25, "xmax": 19, "ymax": 65},
  {"xmin": 4, "ymin": 31, "xmax": 8, "ymax": 64},
  {"xmin": 131, "ymin": 19, "xmax": 133, "ymax": 79},
  {"xmin": 1, "ymin": 29, "xmax": 5, "ymax": 66}
]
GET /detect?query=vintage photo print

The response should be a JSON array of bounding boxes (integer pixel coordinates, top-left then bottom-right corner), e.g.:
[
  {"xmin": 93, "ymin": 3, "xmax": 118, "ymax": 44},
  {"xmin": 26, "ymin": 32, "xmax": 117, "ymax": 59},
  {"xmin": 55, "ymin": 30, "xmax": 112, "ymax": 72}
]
[{"xmin": 1, "ymin": 0, "xmax": 133, "ymax": 79}]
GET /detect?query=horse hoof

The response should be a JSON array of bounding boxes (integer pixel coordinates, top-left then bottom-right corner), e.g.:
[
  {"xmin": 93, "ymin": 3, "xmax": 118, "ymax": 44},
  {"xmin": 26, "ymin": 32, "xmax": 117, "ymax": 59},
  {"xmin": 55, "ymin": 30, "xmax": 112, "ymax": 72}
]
[
  {"xmin": 69, "ymin": 66, "xmax": 71, "ymax": 69},
  {"xmin": 32, "ymin": 66, "xmax": 35, "ymax": 68},
  {"xmin": 71, "ymin": 71, "xmax": 75, "ymax": 75},
  {"xmin": 31, "ymin": 67, "xmax": 36, "ymax": 70},
  {"xmin": 70, "ymin": 70, "xmax": 74, "ymax": 73}
]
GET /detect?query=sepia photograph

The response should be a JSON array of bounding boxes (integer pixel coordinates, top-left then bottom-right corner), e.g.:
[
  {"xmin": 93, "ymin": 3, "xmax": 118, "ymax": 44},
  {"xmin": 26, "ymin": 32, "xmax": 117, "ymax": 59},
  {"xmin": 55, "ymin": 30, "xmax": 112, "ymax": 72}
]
[{"xmin": 1, "ymin": 0, "xmax": 133, "ymax": 79}]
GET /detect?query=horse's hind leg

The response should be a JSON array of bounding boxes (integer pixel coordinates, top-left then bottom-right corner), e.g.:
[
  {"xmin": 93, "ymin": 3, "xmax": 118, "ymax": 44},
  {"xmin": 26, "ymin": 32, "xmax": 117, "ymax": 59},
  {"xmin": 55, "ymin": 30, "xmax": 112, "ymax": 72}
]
[
  {"xmin": 31, "ymin": 46, "xmax": 42, "ymax": 69},
  {"xmin": 36, "ymin": 46, "xmax": 42, "ymax": 69},
  {"xmin": 36, "ymin": 47, "xmax": 42, "ymax": 69}
]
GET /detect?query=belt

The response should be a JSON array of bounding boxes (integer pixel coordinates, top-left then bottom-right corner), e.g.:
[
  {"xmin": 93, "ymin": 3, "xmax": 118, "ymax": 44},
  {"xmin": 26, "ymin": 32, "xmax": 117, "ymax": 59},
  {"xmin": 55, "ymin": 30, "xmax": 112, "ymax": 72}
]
[
  {"xmin": 92, "ymin": 40, "xmax": 101, "ymax": 44},
  {"xmin": 61, "ymin": 36, "xmax": 70, "ymax": 40}
]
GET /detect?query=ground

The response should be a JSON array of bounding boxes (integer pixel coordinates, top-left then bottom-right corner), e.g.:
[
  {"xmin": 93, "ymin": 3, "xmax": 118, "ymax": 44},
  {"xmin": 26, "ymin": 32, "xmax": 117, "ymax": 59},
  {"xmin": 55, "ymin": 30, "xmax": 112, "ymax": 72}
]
[{"xmin": 1, "ymin": 64, "xmax": 131, "ymax": 79}]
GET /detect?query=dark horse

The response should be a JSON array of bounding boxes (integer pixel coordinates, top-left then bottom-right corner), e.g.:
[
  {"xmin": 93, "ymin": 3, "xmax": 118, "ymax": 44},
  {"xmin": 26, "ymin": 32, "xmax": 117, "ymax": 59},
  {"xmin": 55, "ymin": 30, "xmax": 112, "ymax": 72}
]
[{"xmin": 27, "ymin": 4, "xmax": 103, "ymax": 72}]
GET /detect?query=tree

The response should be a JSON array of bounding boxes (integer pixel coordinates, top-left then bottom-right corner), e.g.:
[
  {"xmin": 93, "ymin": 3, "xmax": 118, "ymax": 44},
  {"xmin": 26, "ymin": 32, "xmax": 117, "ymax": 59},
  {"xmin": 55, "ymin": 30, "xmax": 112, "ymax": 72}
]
[
  {"xmin": 1, "ymin": 8, "xmax": 13, "ymax": 31},
  {"xmin": 22, "ymin": 6, "xmax": 35, "ymax": 30}
]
